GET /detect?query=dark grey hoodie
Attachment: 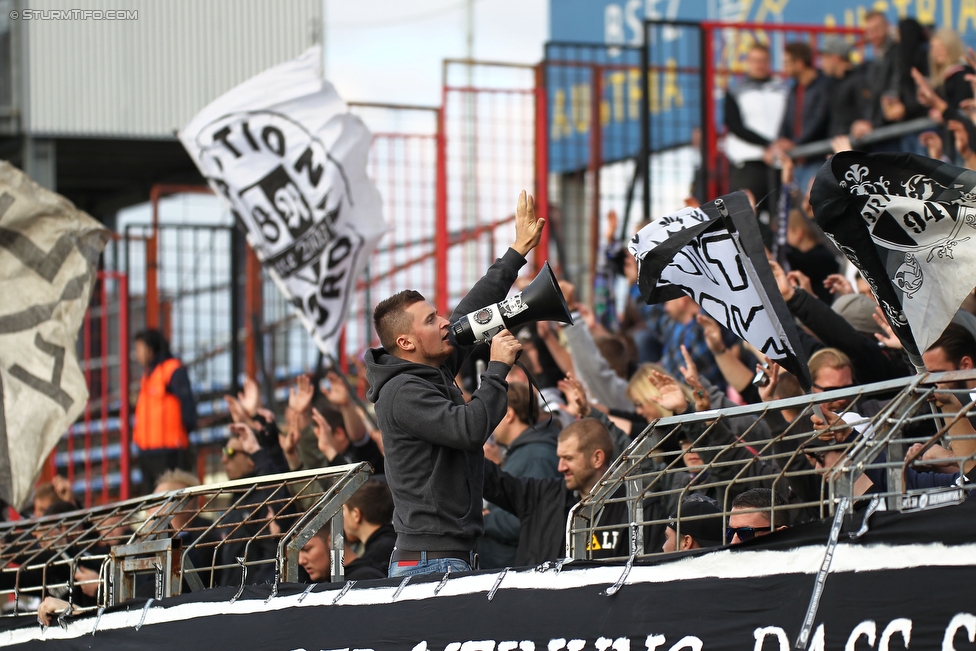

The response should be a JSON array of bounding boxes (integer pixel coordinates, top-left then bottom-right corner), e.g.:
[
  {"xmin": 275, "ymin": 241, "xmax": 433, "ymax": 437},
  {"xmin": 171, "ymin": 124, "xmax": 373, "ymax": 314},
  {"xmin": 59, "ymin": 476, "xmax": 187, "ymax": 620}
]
[{"xmin": 364, "ymin": 248, "xmax": 526, "ymax": 552}]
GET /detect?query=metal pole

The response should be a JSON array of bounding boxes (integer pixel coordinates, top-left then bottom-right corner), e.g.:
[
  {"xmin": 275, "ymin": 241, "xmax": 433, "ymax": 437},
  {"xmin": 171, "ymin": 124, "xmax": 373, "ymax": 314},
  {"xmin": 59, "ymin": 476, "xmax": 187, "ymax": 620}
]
[
  {"xmin": 229, "ymin": 227, "xmax": 243, "ymax": 394},
  {"xmin": 119, "ymin": 273, "xmax": 131, "ymax": 502},
  {"xmin": 640, "ymin": 24, "xmax": 651, "ymax": 226}
]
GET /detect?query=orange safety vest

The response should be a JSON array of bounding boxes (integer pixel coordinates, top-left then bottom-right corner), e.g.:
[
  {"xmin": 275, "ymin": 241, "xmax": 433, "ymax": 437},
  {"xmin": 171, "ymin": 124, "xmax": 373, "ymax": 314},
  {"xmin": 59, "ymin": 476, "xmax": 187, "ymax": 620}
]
[{"xmin": 133, "ymin": 358, "xmax": 189, "ymax": 450}]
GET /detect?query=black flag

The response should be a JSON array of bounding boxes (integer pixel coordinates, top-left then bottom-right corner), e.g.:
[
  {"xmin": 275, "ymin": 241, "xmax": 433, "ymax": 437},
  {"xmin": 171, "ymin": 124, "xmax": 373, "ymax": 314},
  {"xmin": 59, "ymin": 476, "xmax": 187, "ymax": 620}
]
[
  {"xmin": 810, "ymin": 151, "xmax": 976, "ymax": 370},
  {"xmin": 628, "ymin": 191, "xmax": 812, "ymax": 389}
]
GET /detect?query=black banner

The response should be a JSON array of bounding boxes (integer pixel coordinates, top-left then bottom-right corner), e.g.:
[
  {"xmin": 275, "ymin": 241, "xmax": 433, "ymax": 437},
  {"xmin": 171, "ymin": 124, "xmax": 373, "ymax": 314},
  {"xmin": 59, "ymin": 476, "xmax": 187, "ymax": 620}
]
[{"xmin": 6, "ymin": 502, "xmax": 976, "ymax": 650}]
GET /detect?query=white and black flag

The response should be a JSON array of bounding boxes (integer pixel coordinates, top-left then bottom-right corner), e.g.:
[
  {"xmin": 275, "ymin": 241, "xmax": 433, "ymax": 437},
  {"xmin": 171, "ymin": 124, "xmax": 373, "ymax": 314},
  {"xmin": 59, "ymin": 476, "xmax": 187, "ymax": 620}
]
[
  {"xmin": 811, "ymin": 151, "xmax": 976, "ymax": 369},
  {"xmin": 180, "ymin": 46, "xmax": 386, "ymax": 356},
  {"xmin": 0, "ymin": 162, "xmax": 109, "ymax": 509},
  {"xmin": 628, "ymin": 192, "xmax": 811, "ymax": 388}
]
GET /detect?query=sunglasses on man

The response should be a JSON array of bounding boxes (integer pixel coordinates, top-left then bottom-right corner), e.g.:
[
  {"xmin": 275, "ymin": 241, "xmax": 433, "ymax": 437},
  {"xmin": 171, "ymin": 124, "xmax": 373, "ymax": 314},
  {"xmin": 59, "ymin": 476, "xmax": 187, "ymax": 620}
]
[
  {"xmin": 725, "ymin": 526, "xmax": 762, "ymax": 544},
  {"xmin": 222, "ymin": 445, "xmax": 251, "ymax": 458}
]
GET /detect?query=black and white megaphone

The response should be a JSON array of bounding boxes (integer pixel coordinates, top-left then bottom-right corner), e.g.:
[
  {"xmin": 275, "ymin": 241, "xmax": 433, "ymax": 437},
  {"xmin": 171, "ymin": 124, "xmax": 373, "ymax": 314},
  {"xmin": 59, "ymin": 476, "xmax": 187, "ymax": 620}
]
[{"xmin": 450, "ymin": 261, "xmax": 574, "ymax": 346}]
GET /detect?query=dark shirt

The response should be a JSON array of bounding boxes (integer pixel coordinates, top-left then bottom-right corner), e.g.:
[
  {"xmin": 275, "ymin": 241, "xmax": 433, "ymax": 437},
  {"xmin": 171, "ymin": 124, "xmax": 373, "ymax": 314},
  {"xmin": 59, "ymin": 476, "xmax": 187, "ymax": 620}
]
[
  {"xmin": 780, "ymin": 71, "xmax": 833, "ymax": 145},
  {"xmin": 828, "ymin": 68, "xmax": 868, "ymax": 137},
  {"xmin": 786, "ymin": 243, "xmax": 839, "ymax": 304},
  {"xmin": 864, "ymin": 38, "xmax": 901, "ymax": 126},
  {"xmin": 344, "ymin": 523, "xmax": 396, "ymax": 578}
]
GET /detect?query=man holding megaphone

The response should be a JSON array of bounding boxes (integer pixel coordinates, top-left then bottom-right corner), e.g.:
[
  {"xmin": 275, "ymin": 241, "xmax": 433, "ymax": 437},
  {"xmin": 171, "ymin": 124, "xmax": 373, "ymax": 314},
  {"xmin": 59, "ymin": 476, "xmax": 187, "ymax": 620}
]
[{"xmin": 365, "ymin": 190, "xmax": 552, "ymax": 578}]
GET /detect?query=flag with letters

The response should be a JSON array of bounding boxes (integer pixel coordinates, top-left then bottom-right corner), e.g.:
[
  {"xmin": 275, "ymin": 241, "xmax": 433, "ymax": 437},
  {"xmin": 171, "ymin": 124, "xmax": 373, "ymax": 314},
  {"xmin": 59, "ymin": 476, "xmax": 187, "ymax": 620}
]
[
  {"xmin": 810, "ymin": 151, "xmax": 976, "ymax": 370},
  {"xmin": 179, "ymin": 45, "xmax": 387, "ymax": 356},
  {"xmin": 0, "ymin": 162, "xmax": 109, "ymax": 509},
  {"xmin": 628, "ymin": 191, "xmax": 811, "ymax": 388}
]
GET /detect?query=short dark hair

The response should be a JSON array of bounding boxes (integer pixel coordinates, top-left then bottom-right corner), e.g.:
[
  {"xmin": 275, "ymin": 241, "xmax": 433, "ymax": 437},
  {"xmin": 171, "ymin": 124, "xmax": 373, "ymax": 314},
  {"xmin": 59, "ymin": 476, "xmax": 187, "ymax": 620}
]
[
  {"xmin": 318, "ymin": 404, "xmax": 345, "ymax": 435},
  {"xmin": 559, "ymin": 418, "xmax": 615, "ymax": 461},
  {"xmin": 346, "ymin": 479, "xmax": 394, "ymax": 526},
  {"xmin": 785, "ymin": 41, "xmax": 813, "ymax": 67},
  {"xmin": 34, "ymin": 483, "xmax": 57, "ymax": 503},
  {"xmin": 749, "ymin": 43, "xmax": 771, "ymax": 56},
  {"xmin": 507, "ymin": 382, "xmax": 537, "ymax": 426},
  {"xmin": 134, "ymin": 328, "xmax": 170, "ymax": 359},
  {"xmin": 928, "ymin": 322, "xmax": 976, "ymax": 367},
  {"xmin": 595, "ymin": 335, "xmax": 630, "ymax": 381},
  {"xmin": 373, "ymin": 290, "xmax": 425, "ymax": 352},
  {"xmin": 732, "ymin": 488, "xmax": 787, "ymax": 528}
]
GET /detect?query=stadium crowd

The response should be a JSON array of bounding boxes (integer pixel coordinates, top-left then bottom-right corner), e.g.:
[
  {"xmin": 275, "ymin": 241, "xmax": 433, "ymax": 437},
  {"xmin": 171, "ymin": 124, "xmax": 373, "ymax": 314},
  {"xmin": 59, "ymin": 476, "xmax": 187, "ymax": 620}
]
[{"xmin": 24, "ymin": 11, "xmax": 976, "ymax": 616}]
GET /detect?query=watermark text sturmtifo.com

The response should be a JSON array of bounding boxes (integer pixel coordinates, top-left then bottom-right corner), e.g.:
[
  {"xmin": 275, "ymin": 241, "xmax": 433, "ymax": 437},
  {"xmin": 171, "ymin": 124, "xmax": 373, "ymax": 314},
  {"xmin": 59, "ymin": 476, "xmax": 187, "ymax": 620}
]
[{"xmin": 8, "ymin": 9, "xmax": 138, "ymax": 20}]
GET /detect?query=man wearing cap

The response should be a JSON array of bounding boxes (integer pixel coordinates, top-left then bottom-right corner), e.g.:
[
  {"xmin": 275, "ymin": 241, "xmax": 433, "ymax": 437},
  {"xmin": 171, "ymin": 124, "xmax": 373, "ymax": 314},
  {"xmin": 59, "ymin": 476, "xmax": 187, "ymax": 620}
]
[{"xmin": 662, "ymin": 497, "xmax": 724, "ymax": 553}]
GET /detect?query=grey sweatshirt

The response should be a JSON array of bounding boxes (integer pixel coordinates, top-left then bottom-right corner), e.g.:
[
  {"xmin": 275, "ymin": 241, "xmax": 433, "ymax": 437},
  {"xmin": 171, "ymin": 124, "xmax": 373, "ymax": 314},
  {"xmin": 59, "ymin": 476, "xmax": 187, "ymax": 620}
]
[{"xmin": 364, "ymin": 248, "xmax": 526, "ymax": 552}]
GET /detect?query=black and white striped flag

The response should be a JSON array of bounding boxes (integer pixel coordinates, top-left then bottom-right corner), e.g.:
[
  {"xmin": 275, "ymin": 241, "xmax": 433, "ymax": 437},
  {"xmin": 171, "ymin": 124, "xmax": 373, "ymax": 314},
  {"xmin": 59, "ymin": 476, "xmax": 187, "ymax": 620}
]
[{"xmin": 628, "ymin": 191, "xmax": 811, "ymax": 389}]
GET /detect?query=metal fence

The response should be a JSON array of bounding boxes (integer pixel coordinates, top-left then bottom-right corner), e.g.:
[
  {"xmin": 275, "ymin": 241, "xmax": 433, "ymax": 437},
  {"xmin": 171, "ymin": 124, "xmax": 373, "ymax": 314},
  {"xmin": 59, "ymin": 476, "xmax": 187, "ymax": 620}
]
[
  {"xmin": 442, "ymin": 59, "xmax": 547, "ymax": 309},
  {"xmin": 543, "ymin": 42, "xmax": 645, "ymax": 301},
  {"xmin": 0, "ymin": 463, "xmax": 371, "ymax": 620},
  {"xmin": 47, "ymin": 270, "xmax": 132, "ymax": 507},
  {"xmin": 642, "ymin": 20, "xmax": 865, "ymax": 210},
  {"xmin": 569, "ymin": 371, "xmax": 976, "ymax": 561}
]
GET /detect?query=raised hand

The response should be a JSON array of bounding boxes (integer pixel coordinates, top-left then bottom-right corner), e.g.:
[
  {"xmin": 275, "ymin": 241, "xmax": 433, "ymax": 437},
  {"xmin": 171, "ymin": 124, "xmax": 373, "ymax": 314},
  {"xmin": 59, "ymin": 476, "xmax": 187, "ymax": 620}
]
[
  {"xmin": 281, "ymin": 408, "xmax": 303, "ymax": 469},
  {"xmin": 823, "ymin": 274, "xmax": 853, "ymax": 296},
  {"xmin": 238, "ymin": 376, "xmax": 261, "ymax": 416},
  {"xmin": 512, "ymin": 190, "xmax": 545, "ymax": 257},
  {"xmin": 289, "ymin": 374, "xmax": 314, "ymax": 414},
  {"xmin": 557, "ymin": 372, "xmax": 591, "ymax": 418},
  {"xmin": 679, "ymin": 345, "xmax": 710, "ymax": 412},
  {"xmin": 757, "ymin": 358, "xmax": 781, "ymax": 404},
  {"xmin": 52, "ymin": 475, "xmax": 74, "ymax": 503},
  {"xmin": 787, "ymin": 270, "xmax": 813, "ymax": 296},
  {"xmin": 229, "ymin": 423, "xmax": 261, "ymax": 454},
  {"xmin": 311, "ymin": 408, "xmax": 338, "ymax": 461},
  {"xmin": 322, "ymin": 371, "xmax": 351, "ymax": 407},
  {"xmin": 918, "ymin": 130, "xmax": 944, "ymax": 160},
  {"xmin": 695, "ymin": 313, "xmax": 726, "ymax": 355},
  {"xmin": 224, "ymin": 394, "xmax": 250, "ymax": 425},
  {"xmin": 872, "ymin": 306, "xmax": 902, "ymax": 350},
  {"xmin": 767, "ymin": 259, "xmax": 795, "ymax": 301},
  {"xmin": 649, "ymin": 370, "xmax": 688, "ymax": 415},
  {"xmin": 810, "ymin": 405, "xmax": 854, "ymax": 443}
]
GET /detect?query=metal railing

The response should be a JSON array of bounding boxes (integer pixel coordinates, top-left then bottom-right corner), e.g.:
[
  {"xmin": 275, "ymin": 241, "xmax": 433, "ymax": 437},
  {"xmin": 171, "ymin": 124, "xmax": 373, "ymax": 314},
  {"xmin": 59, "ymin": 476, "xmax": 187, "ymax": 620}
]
[
  {"xmin": 569, "ymin": 371, "xmax": 976, "ymax": 561},
  {"xmin": 0, "ymin": 463, "xmax": 371, "ymax": 620}
]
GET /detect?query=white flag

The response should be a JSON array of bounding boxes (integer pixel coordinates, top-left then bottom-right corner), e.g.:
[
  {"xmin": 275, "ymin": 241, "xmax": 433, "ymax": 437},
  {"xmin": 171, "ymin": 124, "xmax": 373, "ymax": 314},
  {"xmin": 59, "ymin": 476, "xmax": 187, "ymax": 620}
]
[
  {"xmin": 179, "ymin": 46, "xmax": 387, "ymax": 355},
  {"xmin": 0, "ymin": 162, "xmax": 109, "ymax": 509}
]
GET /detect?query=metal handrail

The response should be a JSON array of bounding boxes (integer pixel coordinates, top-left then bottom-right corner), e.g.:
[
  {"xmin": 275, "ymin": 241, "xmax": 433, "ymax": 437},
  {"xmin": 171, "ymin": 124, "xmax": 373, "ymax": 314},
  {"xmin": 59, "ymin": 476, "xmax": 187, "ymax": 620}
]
[
  {"xmin": 0, "ymin": 463, "xmax": 372, "ymax": 620},
  {"xmin": 569, "ymin": 371, "xmax": 976, "ymax": 560}
]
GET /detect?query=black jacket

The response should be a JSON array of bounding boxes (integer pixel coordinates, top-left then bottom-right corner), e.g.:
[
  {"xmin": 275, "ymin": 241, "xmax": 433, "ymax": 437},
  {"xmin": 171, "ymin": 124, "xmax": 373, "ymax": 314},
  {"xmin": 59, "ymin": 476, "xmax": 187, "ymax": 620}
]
[
  {"xmin": 786, "ymin": 288, "xmax": 913, "ymax": 385},
  {"xmin": 364, "ymin": 248, "xmax": 525, "ymax": 552},
  {"xmin": 829, "ymin": 68, "xmax": 869, "ymax": 137},
  {"xmin": 482, "ymin": 460, "xmax": 632, "ymax": 566},
  {"xmin": 779, "ymin": 71, "xmax": 833, "ymax": 145},
  {"xmin": 344, "ymin": 522, "xmax": 396, "ymax": 578}
]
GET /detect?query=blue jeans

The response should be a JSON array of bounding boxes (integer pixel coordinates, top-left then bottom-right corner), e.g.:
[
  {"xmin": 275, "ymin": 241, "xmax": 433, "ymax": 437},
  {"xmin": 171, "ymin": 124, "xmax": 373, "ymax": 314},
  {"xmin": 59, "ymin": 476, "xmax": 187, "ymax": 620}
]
[{"xmin": 388, "ymin": 552, "xmax": 473, "ymax": 578}]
